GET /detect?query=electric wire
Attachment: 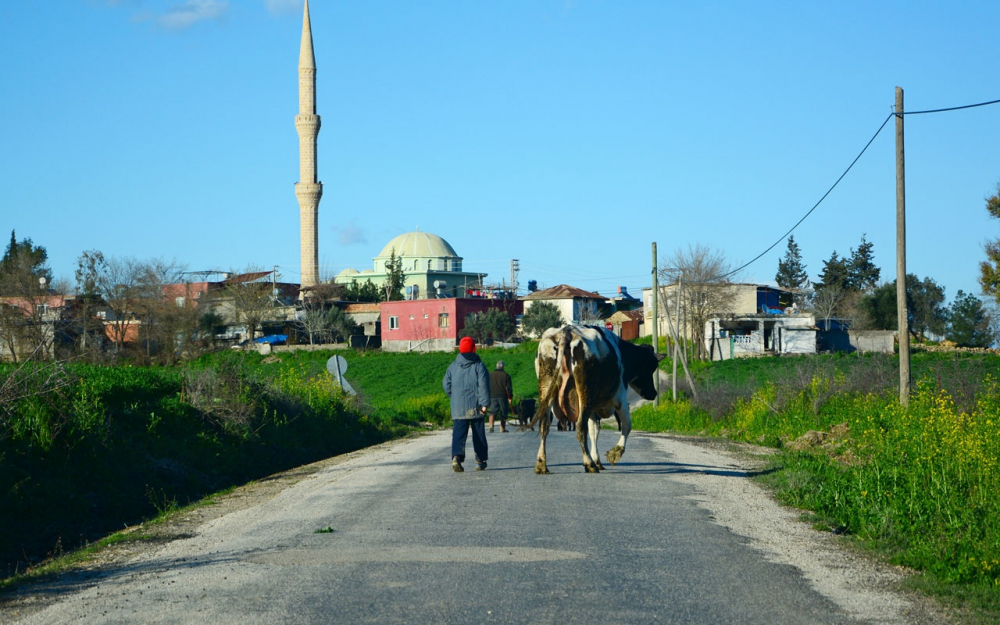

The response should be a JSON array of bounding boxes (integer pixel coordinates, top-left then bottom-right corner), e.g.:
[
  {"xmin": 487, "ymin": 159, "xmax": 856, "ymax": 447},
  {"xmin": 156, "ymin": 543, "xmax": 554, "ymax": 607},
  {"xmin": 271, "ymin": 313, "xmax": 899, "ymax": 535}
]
[
  {"xmin": 712, "ymin": 113, "xmax": 894, "ymax": 281},
  {"xmin": 712, "ymin": 96, "xmax": 1000, "ymax": 282}
]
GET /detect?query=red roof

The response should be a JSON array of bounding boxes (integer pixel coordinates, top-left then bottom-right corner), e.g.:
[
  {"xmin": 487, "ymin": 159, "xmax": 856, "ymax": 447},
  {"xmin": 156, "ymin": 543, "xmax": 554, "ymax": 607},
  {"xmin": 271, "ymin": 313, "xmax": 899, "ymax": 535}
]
[{"xmin": 522, "ymin": 284, "xmax": 604, "ymax": 300}]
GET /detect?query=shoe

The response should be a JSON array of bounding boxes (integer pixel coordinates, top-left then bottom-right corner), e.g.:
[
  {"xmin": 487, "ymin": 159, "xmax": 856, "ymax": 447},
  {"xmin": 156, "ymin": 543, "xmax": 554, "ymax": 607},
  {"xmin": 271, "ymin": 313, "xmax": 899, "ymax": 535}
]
[
  {"xmin": 476, "ymin": 461, "xmax": 487, "ymax": 471},
  {"xmin": 452, "ymin": 457, "xmax": 464, "ymax": 473},
  {"xmin": 489, "ymin": 426, "xmax": 495, "ymax": 433},
  {"xmin": 501, "ymin": 428, "xmax": 508, "ymax": 433}
]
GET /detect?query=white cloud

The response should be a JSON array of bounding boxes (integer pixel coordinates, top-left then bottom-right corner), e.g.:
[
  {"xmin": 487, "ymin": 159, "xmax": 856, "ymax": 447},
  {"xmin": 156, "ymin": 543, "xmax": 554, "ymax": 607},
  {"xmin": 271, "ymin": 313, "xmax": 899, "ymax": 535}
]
[
  {"xmin": 336, "ymin": 222, "xmax": 369, "ymax": 246},
  {"xmin": 148, "ymin": 0, "xmax": 230, "ymax": 31},
  {"xmin": 264, "ymin": 0, "xmax": 300, "ymax": 16}
]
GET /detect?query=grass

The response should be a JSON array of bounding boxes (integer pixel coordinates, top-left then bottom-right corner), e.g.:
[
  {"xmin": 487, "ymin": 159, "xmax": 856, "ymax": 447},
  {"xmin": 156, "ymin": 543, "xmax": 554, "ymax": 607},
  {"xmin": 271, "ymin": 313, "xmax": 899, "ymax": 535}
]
[
  {"xmin": 634, "ymin": 350, "xmax": 1000, "ymax": 620},
  {"xmin": 5, "ymin": 343, "xmax": 1000, "ymax": 621}
]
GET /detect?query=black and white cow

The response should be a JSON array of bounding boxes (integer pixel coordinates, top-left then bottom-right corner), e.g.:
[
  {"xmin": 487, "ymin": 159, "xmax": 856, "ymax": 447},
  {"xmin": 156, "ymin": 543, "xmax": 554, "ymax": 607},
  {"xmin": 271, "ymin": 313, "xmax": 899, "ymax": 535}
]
[{"xmin": 528, "ymin": 324, "xmax": 663, "ymax": 474}]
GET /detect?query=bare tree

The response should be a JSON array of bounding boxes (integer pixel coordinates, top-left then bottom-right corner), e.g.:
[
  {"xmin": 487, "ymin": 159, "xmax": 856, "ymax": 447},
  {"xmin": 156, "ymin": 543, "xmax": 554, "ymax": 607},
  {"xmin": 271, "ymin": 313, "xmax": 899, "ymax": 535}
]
[
  {"xmin": 296, "ymin": 303, "xmax": 334, "ymax": 345},
  {"xmin": 811, "ymin": 285, "xmax": 844, "ymax": 330},
  {"xmin": 576, "ymin": 301, "xmax": 604, "ymax": 325},
  {"xmin": 132, "ymin": 259, "xmax": 186, "ymax": 362},
  {"xmin": 224, "ymin": 267, "xmax": 275, "ymax": 343},
  {"xmin": 659, "ymin": 244, "xmax": 739, "ymax": 360},
  {"xmin": 95, "ymin": 257, "xmax": 144, "ymax": 352}
]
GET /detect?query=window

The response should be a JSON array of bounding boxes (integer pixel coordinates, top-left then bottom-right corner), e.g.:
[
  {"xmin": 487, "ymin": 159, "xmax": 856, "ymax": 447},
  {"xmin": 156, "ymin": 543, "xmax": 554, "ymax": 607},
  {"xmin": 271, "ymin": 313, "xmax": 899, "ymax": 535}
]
[
  {"xmin": 438, "ymin": 313, "xmax": 449, "ymax": 328},
  {"xmin": 389, "ymin": 316, "xmax": 399, "ymax": 330},
  {"xmin": 175, "ymin": 297, "xmax": 186, "ymax": 308},
  {"xmin": 35, "ymin": 304, "xmax": 49, "ymax": 315}
]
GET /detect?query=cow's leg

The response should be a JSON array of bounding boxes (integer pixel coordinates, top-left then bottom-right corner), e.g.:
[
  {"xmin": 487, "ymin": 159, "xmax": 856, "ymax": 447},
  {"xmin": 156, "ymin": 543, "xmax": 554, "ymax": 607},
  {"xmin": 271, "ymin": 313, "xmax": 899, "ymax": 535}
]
[
  {"xmin": 577, "ymin": 416, "xmax": 599, "ymax": 473},
  {"xmin": 535, "ymin": 409, "xmax": 551, "ymax": 474},
  {"xmin": 606, "ymin": 406, "xmax": 633, "ymax": 465},
  {"xmin": 588, "ymin": 416, "xmax": 604, "ymax": 471}
]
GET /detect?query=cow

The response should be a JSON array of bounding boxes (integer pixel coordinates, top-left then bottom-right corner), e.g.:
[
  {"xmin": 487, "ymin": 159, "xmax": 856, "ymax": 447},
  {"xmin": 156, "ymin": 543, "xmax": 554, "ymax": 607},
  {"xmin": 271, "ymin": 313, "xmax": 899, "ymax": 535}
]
[{"xmin": 528, "ymin": 324, "xmax": 664, "ymax": 474}]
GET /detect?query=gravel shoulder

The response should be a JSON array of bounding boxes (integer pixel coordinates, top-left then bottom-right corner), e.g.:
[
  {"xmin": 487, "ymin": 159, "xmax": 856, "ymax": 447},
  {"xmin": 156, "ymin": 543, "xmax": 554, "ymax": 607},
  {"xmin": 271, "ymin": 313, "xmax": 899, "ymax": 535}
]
[{"xmin": 1, "ymin": 431, "xmax": 954, "ymax": 624}]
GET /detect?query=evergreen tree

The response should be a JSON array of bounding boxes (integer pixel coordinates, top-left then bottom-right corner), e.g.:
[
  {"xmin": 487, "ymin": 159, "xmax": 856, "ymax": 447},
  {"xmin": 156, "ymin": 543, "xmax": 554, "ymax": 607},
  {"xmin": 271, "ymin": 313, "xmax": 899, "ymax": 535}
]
[
  {"xmin": 979, "ymin": 184, "xmax": 1000, "ymax": 304},
  {"xmin": 817, "ymin": 251, "xmax": 850, "ymax": 291},
  {"xmin": 382, "ymin": 248, "xmax": 405, "ymax": 302},
  {"xmin": 946, "ymin": 290, "xmax": 994, "ymax": 347},
  {"xmin": 847, "ymin": 234, "xmax": 880, "ymax": 293},
  {"xmin": 0, "ymin": 230, "xmax": 52, "ymax": 295},
  {"xmin": 520, "ymin": 301, "xmax": 564, "ymax": 337},
  {"xmin": 460, "ymin": 308, "xmax": 515, "ymax": 345},
  {"xmin": 775, "ymin": 235, "xmax": 809, "ymax": 293}
]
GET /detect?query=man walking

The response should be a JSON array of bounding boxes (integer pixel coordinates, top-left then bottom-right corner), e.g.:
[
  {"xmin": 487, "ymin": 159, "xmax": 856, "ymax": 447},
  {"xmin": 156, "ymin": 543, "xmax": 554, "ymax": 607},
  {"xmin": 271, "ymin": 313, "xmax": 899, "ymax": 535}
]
[
  {"xmin": 488, "ymin": 360, "xmax": 513, "ymax": 433},
  {"xmin": 443, "ymin": 336, "xmax": 490, "ymax": 472}
]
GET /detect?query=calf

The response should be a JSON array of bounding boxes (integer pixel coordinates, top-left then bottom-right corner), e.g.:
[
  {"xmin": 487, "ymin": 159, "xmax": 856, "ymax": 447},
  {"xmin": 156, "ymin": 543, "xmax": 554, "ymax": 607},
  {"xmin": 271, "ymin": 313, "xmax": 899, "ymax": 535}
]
[{"xmin": 529, "ymin": 325, "xmax": 663, "ymax": 473}]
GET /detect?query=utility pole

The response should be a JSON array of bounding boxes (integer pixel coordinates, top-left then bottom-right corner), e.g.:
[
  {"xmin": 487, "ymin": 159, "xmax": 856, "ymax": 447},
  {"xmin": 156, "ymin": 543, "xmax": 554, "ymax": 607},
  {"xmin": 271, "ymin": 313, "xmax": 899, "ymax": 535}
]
[
  {"xmin": 651, "ymin": 243, "xmax": 659, "ymax": 407},
  {"xmin": 673, "ymin": 277, "xmax": 681, "ymax": 402},
  {"xmin": 895, "ymin": 86, "xmax": 910, "ymax": 407},
  {"xmin": 510, "ymin": 259, "xmax": 519, "ymax": 296}
]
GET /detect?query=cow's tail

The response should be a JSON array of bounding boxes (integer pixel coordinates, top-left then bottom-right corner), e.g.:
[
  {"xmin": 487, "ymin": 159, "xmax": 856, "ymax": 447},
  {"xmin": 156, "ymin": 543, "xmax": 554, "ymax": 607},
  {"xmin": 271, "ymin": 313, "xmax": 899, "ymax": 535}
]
[{"xmin": 527, "ymin": 327, "xmax": 577, "ymax": 430}]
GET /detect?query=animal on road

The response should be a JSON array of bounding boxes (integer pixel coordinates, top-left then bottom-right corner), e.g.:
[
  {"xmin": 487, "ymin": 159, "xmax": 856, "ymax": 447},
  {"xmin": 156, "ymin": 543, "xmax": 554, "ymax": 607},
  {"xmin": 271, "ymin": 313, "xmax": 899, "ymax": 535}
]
[{"xmin": 529, "ymin": 324, "xmax": 664, "ymax": 474}]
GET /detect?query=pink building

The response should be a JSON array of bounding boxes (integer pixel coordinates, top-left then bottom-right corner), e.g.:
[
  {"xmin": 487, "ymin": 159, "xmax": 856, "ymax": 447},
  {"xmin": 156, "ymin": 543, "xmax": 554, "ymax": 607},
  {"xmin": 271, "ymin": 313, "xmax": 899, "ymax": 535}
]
[{"xmin": 380, "ymin": 297, "xmax": 523, "ymax": 352}]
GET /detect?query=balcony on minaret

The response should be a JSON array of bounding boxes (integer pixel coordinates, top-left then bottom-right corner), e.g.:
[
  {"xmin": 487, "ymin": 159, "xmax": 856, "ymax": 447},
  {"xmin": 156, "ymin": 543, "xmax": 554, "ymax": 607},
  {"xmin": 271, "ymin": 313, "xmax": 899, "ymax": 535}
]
[{"xmin": 295, "ymin": 114, "xmax": 321, "ymax": 131}]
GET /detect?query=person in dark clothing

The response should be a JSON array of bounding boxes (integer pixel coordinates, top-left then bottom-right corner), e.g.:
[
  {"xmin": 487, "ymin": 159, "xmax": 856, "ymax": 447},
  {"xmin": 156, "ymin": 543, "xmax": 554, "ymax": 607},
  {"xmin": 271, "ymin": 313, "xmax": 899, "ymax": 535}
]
[
  {"xmin": 443, "ymin": 336, "xmax": 490, "ymax": 472},
  {"xmin": 488, "ymin": 360, "xmax": 513, "ymax": 433}
]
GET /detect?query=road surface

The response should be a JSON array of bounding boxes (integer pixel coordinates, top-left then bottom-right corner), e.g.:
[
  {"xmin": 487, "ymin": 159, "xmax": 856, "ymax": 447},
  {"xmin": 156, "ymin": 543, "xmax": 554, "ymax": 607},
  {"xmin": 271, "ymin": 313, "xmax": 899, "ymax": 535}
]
[{"xmin": 4, "ymin": 428, "xmax": 945, "ymax": 624}]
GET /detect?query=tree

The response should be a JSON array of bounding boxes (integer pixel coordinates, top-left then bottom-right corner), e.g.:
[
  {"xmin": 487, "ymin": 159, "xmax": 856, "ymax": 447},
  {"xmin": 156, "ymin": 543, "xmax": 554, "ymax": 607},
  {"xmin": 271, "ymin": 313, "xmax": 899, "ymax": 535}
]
[
  {"xmin": 0, "ymin": 230, "xmax": 52, "ymax": 295},
  {"xmin": 343, "ymin": 279, "xmax": 382, "ymax": 303},
  {"xmin": 811, "ymin": 284, "xmax": 845, "ymax": 330},
  {"xmin": 980, "ymin": 183, "xmax": 1000, "ymax": 304},
  {"xmin": 382, "ymin": 248, "xmax": 405, "ymax": 302},
  {"xmin": 858, "ymin": 274, "xmax": 947, "ymax": 340},
  {"xmin": 460, "ymin": 308, "xmax": 515, "ymax": 345},
  {"xmin": 817, "ymin": 251, "xmax": 850, "ymax": 292},
  {"xmin": 74, "ymin": 250, "xmax": 106, "ymax": 353},
  {"xmin": 521, "ymin": 301, "xmax": 563, "ymax": 337},
  {"xmin": 847, "ymin": 234, "xmax": 880, "ymax": 293},
  {"xmin": 775, "ymin": 236, "xmax": 809, "ymax": 304},
  {"xmin": 93, "ymin": 256, "xmax": 144, "ymax": 351},
  {"xmin": 224, "ymin": 267, "xmax": 274, "ymax": 343},
  {"xmin": 660, "ymin": 243, "xmax": 738, "ymax": 360},
  {"xmin": 946, "ymin": 290, "xmax": 994, "ymax": 347}
]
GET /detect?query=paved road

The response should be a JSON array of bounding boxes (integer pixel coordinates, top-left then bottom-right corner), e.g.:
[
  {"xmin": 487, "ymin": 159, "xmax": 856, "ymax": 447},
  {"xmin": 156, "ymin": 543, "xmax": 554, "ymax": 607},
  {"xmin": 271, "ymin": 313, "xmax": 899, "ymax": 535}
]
[{"xmin": 13, "ymin": 429, "xmax": 924, "ymax": 624}]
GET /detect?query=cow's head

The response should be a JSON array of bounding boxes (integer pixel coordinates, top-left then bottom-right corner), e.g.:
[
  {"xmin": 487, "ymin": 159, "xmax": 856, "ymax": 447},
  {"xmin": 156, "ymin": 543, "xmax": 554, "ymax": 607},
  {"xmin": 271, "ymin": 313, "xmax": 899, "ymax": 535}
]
[{"xmin": 626, "ymin": 344, "xmax": 666, "ymax": 400}]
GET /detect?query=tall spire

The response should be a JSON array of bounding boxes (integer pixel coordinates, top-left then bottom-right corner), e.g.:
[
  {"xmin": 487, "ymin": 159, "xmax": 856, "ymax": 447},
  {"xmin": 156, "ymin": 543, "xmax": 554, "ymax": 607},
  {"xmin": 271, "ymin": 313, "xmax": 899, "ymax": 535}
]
[{"xmin": 295, "ymin": 0, "xmax": 322, "ymax": 291}]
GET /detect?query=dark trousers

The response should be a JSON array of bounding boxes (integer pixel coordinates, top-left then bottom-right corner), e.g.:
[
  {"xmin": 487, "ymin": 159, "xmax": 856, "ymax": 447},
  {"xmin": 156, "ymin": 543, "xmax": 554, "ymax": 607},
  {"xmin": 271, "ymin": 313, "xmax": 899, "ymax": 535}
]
[{"xmin": 451, "ymin": 417, "xmax": 488, "ymax": 463}]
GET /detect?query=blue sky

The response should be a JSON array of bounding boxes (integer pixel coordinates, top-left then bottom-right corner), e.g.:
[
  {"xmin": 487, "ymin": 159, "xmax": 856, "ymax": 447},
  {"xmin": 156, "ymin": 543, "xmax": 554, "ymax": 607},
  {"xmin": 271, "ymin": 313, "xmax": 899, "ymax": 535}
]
[{"xmin": 2, "ymin": 1, "xmax": 998, "ymax": 302}]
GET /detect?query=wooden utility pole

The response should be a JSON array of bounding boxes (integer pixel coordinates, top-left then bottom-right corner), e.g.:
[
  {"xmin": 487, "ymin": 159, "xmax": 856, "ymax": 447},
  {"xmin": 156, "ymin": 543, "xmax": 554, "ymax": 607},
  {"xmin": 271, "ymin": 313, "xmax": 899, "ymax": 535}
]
[
  {"xmin": 651, "ymin": 243, "xmax": 660, "ymax": 407},
  {"xmin": 673, "ymin": 278, "xmax": 680, "ymax": 402},
  {"xmin": 895, "ymin": 86, "xmax": 911, "ymax": 407}
]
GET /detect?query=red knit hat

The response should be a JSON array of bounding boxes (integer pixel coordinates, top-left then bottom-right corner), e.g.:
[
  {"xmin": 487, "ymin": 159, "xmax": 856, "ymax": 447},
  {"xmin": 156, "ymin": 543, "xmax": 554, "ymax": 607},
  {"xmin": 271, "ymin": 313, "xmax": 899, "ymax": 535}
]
[{"xmin": 459, "ymin": 336, "xmax": 476, "ymax": 353}]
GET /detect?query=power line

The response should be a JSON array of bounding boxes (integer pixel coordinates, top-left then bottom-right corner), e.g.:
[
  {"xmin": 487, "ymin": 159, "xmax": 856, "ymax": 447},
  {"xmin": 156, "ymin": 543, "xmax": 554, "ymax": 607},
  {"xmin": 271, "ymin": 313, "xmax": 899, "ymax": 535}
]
[
  {"xmin": 715, "ymin": 113, "xmax": 894, "ymax": 281},
  {"xmin": 902, "ymin": 97, "xmax": 1000, "ymax": 115},
  {"xmin": 713, "ymin": 95, "xmax": 1000, "ymax": 282}
]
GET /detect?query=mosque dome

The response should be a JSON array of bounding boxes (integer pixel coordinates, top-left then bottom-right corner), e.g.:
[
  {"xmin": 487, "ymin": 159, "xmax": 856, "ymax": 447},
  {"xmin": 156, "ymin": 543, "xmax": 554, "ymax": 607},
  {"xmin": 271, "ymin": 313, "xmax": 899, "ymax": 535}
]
[
  {"xmin": 376, "ymin": 230, "xmax": 459, "ymax": 259},
  {"xmin": 336, "ymin": 268, "xmax": 359, "ymax": 277}
]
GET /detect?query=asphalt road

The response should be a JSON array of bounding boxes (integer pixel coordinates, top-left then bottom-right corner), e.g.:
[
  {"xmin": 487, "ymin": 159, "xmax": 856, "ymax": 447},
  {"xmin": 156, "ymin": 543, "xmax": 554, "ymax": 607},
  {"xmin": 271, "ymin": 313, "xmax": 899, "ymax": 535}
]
[{"xmin": 11, "ymin": 428, "xmax": 938, "ymax": 624}]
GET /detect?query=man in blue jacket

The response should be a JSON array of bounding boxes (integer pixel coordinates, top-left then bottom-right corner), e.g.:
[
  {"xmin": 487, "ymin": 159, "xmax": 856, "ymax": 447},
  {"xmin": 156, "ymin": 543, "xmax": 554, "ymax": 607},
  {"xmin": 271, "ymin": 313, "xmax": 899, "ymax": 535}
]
[{"xmin": 443, "ymin": 336, "xmax": 490, "ymax": 472}]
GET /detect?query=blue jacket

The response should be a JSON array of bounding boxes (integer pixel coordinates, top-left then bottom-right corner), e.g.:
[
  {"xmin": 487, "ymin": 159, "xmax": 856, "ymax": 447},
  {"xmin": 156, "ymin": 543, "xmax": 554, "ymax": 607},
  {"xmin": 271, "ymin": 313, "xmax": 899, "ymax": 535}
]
[{"xmin": 443, "ymin": 352, "xmax": 490, "ymax": 420}]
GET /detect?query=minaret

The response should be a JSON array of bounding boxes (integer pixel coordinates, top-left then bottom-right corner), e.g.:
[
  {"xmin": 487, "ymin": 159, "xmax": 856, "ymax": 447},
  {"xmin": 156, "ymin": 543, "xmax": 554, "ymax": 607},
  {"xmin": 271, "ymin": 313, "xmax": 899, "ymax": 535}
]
[{"xmin": 295, "ymin": 0, "xmax": 322, "ymax": 290}]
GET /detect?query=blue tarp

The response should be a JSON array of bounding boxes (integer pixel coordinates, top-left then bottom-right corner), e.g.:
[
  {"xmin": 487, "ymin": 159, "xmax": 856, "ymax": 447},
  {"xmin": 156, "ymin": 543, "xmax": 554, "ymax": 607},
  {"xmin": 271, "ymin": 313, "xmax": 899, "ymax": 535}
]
[{"xmin": 254, "ymin": 334, "xmax": 288, "ymax": 345}]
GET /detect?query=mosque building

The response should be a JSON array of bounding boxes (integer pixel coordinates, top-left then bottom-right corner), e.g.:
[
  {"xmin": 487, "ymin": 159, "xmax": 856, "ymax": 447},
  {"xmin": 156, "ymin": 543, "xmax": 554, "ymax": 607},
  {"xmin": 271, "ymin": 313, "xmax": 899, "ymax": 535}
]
[{"xmin": 333, "ymin": 229, "xmax": 487, "ymax": 300}]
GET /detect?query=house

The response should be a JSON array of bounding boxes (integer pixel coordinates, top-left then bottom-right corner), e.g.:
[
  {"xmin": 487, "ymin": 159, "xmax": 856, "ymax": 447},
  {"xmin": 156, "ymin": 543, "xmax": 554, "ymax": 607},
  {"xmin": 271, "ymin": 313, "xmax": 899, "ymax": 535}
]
[
  {"xmin": 642, "ymin": 283, "xmax": 791, "ymax": 339},
  {"xmin": 605, "ymin": 309, "xmax": 644, "ymax": 341},
  {"xmin": 520, "ymin": 284, "xmax": 608, "ymax": 332},
  {"xmin": 380, "ymin": 297, "xmax": 523, "ymax": 352},
  {"xmin": 704, "ymin": 312, "xmax": 895, "ymax": 360}
]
